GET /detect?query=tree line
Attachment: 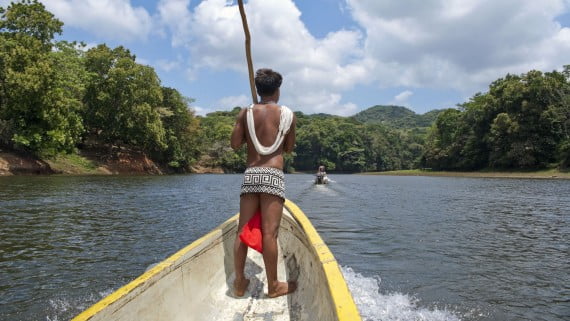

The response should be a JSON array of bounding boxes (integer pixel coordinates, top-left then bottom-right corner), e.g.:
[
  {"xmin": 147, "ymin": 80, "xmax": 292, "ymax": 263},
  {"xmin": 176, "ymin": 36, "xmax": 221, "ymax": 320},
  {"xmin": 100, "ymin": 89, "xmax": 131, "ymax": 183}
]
[
  {"xmin": 422, "ymin": 68, "xmax": 570, "ymax": 170},
  {"xmin": 199, "ymin": 109, "xmax": 428, "ymax": 173},
  {"xmin": 1, "ymin": 1, "xmax": 568, "ymax": 173}
]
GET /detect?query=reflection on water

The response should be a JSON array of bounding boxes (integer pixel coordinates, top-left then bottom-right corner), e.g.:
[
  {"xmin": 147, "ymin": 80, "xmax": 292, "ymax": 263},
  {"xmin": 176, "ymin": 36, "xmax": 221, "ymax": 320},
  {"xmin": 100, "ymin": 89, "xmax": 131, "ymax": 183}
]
[{"xmin": 1, "ymin": 174, "xmax": 569, "ymax": 321}]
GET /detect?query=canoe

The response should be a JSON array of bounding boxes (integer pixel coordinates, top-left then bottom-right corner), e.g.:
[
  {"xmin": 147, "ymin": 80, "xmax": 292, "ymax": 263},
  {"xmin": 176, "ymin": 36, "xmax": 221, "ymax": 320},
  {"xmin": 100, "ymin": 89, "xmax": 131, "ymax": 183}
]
[
  {"xmin": 72, "ymin": 199, "xmax": 361, "ymax": 321},
  {"xmin": 315, "ymin": 174, "xmax": 329, "ymax": 184}
]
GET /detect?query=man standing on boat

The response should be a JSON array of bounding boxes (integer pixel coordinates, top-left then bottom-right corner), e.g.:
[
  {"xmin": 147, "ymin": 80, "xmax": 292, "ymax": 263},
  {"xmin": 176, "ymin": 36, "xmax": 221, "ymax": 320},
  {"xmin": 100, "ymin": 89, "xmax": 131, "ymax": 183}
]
[{"xmin": 231, "ymin": 68, "xmax": 297, "ymax": 298}]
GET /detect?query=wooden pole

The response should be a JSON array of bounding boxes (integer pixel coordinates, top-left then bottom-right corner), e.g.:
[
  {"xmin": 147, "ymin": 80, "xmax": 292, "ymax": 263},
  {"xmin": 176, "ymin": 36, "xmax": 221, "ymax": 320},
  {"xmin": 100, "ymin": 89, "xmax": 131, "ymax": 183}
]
[{"xmin": 238, "ymin": 0, "xmax": 258, "ymax": 104}]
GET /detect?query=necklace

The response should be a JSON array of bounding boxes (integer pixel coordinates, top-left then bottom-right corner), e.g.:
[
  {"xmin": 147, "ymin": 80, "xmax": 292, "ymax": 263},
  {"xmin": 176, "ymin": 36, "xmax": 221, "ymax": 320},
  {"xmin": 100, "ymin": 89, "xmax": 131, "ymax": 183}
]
[{"xmin": 259, "ymin": 100, "xmax": 276, "ymax": 104}]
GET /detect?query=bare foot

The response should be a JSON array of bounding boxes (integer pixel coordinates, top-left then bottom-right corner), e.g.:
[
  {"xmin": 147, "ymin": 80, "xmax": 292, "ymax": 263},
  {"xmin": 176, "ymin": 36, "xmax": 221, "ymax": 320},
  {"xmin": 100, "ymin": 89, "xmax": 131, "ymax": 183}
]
[
  {"xmin": 233, "ymin": 278, "xmax": 250, "ymax": 297},
  {"xmin": 268, "ymin": 281, "xmax": 297, "ymax": 298}
]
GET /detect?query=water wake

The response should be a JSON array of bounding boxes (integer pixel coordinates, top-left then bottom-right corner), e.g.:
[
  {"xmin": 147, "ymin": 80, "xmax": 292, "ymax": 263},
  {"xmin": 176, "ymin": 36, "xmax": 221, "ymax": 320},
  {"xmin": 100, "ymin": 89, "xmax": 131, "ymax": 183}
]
[
  {"xmin": 46, "ymin": 289, "xmax": 113, "ymax": 321},
  {"xmin": 342, "ymin": 266, "xmax": 461, "ymax": 321}
]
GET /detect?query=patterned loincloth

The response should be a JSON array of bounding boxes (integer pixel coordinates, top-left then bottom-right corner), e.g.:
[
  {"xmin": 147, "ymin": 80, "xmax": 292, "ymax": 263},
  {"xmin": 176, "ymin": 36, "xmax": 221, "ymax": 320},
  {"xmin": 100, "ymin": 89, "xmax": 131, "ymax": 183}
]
[{"xmin": 240, "ymin": 167, "xmax": 285, "ymax": 200}]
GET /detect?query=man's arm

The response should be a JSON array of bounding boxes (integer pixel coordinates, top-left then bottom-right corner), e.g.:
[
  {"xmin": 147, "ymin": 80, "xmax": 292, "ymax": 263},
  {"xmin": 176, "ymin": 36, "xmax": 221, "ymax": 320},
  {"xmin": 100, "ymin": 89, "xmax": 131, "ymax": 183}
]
[
  {"xmin": 231, "ymin": 108, "xmax": 247, "ymax": 150},
  {"xmin": 283, "ymin": 114, "xmax": 296, "ymax": 153}
]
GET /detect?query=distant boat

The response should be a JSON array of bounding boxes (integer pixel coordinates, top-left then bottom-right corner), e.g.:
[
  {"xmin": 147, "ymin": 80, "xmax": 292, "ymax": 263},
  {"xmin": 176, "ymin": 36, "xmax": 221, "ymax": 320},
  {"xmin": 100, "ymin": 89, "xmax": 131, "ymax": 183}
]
[
  {"xmin": 315, "ymin": 173, "xmax": 329, "ymax": 184},
  {"xmin": 72, "ymin": 199, "xmax": 360, "ymax": 321}
]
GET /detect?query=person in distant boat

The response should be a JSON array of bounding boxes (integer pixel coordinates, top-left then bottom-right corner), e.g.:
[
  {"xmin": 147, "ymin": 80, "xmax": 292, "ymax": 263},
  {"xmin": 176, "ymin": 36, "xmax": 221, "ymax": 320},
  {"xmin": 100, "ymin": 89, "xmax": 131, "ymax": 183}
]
[
  {"xmin": 316, "ymin": 165, "xmax": 328, "ymax": 184},
  {"xmin": 230, "ymin": 68, "xmax": 297, "ymax": 298}
]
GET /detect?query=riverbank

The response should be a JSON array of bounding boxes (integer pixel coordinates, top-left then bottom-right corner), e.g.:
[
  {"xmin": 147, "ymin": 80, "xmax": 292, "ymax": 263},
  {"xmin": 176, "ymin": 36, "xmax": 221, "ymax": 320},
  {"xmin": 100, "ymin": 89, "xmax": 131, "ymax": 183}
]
[
  {"xmin": 0, "ymin": 151, "xmax": 54, "ymax": 175},
  {"xmin": 364, "ymin": 169, "xmax": 570, "ymax": 179},
  {"xmin": 0, "ymin": 148, "xmax": 226, "ymax": 176},
  {"xmin": 0, "ymin": 148, "xmax": 164, "ymax": 176}
]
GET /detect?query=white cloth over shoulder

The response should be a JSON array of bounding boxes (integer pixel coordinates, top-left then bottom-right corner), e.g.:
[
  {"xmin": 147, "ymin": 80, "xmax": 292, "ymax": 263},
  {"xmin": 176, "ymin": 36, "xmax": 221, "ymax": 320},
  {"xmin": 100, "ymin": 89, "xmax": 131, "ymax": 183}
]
[{"xmin": 246, "ymin": 104, "xmax": 293, "ymax": 155}]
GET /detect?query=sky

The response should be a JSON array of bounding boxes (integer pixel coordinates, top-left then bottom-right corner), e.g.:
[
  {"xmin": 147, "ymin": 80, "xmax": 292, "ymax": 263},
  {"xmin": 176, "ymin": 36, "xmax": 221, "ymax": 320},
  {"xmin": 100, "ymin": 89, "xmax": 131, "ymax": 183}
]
[{"xmin": 2, "ymin": 0, "xmax": 569, "ymax": 116}]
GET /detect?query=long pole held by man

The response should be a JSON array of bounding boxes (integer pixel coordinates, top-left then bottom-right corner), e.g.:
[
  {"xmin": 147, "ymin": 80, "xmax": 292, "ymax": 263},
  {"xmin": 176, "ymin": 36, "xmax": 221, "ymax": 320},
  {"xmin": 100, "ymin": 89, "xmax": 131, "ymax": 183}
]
[
  {"xmin": 237, "ymin": 0, "xmax": 258, "ymax": 104},
  {"xmin": 231, "ymin": 0, "xmax": 297, "ymax": 298}
]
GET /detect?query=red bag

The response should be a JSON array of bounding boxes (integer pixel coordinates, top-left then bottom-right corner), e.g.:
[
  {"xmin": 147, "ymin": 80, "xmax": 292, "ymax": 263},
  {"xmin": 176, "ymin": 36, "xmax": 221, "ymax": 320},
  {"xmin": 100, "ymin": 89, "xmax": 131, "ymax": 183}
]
[{"xmin": 239, "ymin": 210, "xmax": 263, "ymax": 253}]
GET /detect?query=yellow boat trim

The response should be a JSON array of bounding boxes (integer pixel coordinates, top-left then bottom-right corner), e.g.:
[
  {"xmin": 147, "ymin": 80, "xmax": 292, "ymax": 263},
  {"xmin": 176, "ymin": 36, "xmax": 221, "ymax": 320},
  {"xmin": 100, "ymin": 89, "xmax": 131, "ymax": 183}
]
[
  {"xmin": 73, "ymin": 199, "xmax": 361, "ymax": 321},
  {"xmin": 284, "ymin": 199, "xmax": 362, "ymax": 321}
]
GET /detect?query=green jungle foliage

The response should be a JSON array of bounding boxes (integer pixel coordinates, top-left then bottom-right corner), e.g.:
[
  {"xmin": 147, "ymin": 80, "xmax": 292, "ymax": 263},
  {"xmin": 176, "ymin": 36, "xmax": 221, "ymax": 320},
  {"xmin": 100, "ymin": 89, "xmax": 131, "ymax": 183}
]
[
  {"xmin": 1, "ymin": 1, "xmax": 568, "ymax": 173},
  {"xmin": 197, "ymin": 109, "xmax": 427, "ymax": 173},
  {"xmin": 291, "ymin": 111, "xmax": 425, "ymax": 172},
  {"xmin": 0, "ymin": 1, "xmax": 199, "ymax": 169},
  {"xmin": 422, "ymin": 68, "xmax": 570, "ymax": 170},
  {"xmin": 197, "ymin": 108, "xmax": 247, "ymax": 172}
]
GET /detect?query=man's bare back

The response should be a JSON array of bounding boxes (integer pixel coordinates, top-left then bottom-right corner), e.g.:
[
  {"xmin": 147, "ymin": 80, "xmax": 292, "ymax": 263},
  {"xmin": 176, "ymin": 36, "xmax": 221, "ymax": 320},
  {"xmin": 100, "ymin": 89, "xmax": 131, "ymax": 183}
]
[{"xmin": 231, "ymin": 103, "xmax": 296, "ymax": 170}]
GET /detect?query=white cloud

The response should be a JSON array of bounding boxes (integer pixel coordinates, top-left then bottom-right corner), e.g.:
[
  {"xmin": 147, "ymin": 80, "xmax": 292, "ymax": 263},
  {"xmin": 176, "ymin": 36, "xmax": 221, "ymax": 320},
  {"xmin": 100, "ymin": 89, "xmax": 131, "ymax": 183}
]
[
  {"xmin": 335, "ymin": 102, "xmax": 359, "ymax": 116},
  {"xmin": 217, "ymin": 95, "xmax": 250, "ymax": 109},
  {"xmin": 81, "ymin": 42, "xmax": 98, "ymax": 51},
  {"xmin": 191, "ymin": 105, "xmax": 213, "ymax": 116},
  {"xmin": 157, "ymin": 0, "xmax": 193, "ymax": 46},
  {"xmin": 156, "ymin": 59, "xmax": 182, "ymax": 72},
  {"xmin": 347, "ymin": 0, "xmax": 570, "ymax": 93},
  {"xmin": 158, "ymin": 0, "xmax": 365, "ymax": 115},
  {"xmin": 293, "ymin": 91, "xmax": 358, "ymax": 116},
  {"xmin": 136, "ymin": 57, "xmax": 151, "ymax": 66},
  {"xmin": 392, "ymin": 90, "xmax": 413, "ymax": 106},
  {"xmin": 41, "ymin": 0, "xmax": 153, "ymax": 42}
]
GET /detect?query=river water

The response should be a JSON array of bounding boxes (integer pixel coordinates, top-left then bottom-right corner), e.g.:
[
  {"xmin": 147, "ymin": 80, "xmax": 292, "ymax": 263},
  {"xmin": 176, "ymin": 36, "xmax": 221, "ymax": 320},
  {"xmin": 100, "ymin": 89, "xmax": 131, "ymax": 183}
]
[{"xmin": 0, "ymin": 174, "xmax": 568, "ymax": 321}]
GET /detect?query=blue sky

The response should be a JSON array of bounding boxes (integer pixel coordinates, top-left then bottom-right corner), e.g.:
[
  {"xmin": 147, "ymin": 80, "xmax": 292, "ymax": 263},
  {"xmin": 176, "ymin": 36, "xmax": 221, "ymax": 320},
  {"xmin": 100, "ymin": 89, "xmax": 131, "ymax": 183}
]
[{"xmin": 2, "ymin": 0, "xmax": 569, "ymax": 116}]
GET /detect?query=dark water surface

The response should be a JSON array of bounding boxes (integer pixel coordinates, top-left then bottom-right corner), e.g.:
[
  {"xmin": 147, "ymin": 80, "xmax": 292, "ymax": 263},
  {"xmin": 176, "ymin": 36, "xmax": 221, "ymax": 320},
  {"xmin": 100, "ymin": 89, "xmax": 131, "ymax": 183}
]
[{"xmin": 0, "ymin": 174, "xmax": 568, "ymax": 321}]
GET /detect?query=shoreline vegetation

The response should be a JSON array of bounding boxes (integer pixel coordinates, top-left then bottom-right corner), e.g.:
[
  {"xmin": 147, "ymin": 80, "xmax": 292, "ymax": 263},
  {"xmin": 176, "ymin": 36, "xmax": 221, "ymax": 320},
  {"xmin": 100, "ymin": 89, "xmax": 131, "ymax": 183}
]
[
  {"xmin": 363, "ymin": 169, "xmax": 570, "ymax": 179},
  {"xmin": 0, "ymin": 149, "xmax": 224, "ymax": 176}
]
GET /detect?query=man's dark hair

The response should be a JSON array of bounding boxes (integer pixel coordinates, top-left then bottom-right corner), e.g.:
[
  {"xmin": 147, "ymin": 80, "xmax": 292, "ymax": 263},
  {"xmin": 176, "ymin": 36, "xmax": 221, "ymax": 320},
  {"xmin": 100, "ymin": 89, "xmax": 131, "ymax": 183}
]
[{"xmin": 255, "ymin": 68, "xmax": 282, "ymax": 96}]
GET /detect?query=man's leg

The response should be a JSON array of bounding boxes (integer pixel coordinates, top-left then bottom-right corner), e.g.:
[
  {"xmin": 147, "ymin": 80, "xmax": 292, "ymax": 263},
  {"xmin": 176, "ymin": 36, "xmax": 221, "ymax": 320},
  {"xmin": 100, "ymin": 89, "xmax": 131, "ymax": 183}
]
[
  {"xmin": 259, "ymin": 194, "xmax": 297, "ymax": 298},
  {"xmin": 234, "ymin": 193, "xmax": 259, "ymax": 296}
]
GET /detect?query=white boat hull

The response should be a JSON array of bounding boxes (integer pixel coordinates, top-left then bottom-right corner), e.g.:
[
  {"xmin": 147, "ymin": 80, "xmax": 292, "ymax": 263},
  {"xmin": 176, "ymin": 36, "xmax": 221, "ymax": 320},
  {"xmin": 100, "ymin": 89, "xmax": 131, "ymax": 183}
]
[{"xmin": 72, "ymin": 200, "xmax": 360, "ymax": 321}]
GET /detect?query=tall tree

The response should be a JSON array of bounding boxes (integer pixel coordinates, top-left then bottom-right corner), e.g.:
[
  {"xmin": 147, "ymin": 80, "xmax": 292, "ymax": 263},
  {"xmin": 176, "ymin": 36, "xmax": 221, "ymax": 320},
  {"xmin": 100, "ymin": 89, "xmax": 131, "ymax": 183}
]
[
  {"xmin": 160, "ymin": 87, "xmax": 200, "ymax": 169},
  {"xmin": 83, "ymin": 45, "xmax": 166, "ymax": 154},
  {"xmin": 0, "ymin": 0, "xmax": 83, "ymax": 156},
  {"xmin": 554, "ymin": 65, "xmax": 570, "ymax": 168},
  {"xmin": 422, "ymin": 108, "xmax": 463, "ymax": 169},
  {"xmin": 487, "ymin": 71, "xmax": 565, "ymax": 168}
]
